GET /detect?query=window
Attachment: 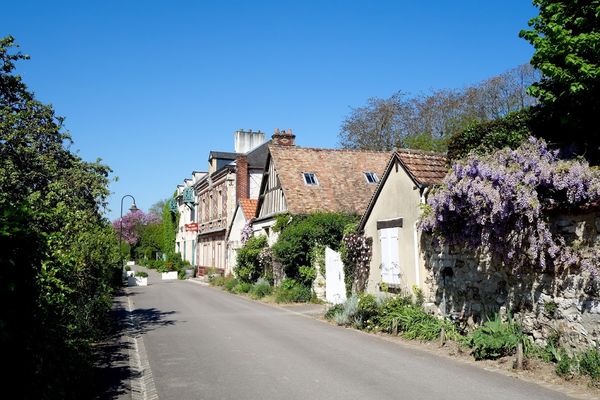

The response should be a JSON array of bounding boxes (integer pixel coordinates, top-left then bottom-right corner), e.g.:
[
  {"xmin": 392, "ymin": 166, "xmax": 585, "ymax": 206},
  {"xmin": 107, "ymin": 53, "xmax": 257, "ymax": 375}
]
[
  {"xmin": 303, "ymin": 172, "xmax": 318, "ymax": 185},
  {"xmin": 190, "ymin": 205, "xmax": 195, "ymax": 222},
  {"xmin": 364, "ymin": 172, "xmax": 378, "ymax": 184}
]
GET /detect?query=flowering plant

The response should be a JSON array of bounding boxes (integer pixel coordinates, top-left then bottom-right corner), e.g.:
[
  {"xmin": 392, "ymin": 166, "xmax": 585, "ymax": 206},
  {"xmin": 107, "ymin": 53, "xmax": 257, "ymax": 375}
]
[{"xmin": 420, "ymin": 137, "xmax": 600, "ymax": 277}]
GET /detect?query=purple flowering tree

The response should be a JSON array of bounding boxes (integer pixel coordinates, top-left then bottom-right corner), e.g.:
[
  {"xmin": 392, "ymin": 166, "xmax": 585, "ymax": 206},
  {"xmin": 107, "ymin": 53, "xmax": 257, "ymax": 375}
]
[
  {"xmin": 112, "ymin": 210, "xmax": 159, "ymax": 246},
  {"xmin": 420, "ymin": 137, "xmax": 600, "ymax": 277}
]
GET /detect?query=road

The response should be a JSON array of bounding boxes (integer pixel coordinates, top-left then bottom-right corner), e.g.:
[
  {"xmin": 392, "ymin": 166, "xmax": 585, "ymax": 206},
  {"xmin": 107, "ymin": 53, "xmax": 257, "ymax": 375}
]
[{"xmin": 125, "ymin": 269, "xmax": 575, "ymax": 400}]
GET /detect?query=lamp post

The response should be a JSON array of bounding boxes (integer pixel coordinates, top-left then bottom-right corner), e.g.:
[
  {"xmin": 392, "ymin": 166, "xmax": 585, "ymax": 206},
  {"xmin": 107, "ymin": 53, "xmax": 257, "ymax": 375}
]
[{"xmin": 119, "ymin": 194, "xmax": 139, "ymax": 268}]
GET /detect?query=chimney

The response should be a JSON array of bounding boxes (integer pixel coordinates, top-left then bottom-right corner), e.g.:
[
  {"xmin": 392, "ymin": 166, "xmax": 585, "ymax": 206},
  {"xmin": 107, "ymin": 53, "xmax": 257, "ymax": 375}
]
[
  {"xmin": 236, "ymin": 155, "xmax": 249, "ymax": 201},
  {"xmin": 234, "ymin": 129, "xmax": 266, "ymax": 153},
  {"xmin": 272, "ymin": 128, "xmax": 296, "ymax": 146}
]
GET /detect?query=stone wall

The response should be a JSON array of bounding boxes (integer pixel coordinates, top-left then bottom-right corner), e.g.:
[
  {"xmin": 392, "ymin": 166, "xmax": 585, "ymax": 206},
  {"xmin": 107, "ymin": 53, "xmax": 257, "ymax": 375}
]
[{"xmin": 422, "ymin": 209, "xmax": 600, "ymax": 351}]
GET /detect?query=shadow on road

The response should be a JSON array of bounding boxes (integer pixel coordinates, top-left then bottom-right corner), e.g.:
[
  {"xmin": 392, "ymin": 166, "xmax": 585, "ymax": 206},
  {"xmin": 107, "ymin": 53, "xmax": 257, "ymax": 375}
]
[{"xmin": 92, "ymin": 293, "xmax": 178, "ymax": 399}]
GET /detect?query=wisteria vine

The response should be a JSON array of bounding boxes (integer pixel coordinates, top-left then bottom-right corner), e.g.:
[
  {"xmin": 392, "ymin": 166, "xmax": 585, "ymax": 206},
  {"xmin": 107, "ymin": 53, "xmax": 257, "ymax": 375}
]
[{"xmin": 420, "ymin": 137, "xmax": 600, "ymax": 278}]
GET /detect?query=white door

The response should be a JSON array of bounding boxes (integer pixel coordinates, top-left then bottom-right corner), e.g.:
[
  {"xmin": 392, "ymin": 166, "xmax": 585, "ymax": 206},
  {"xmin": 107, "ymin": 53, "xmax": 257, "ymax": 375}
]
[
  {"xmin": 379, "ymin": 227, "xmax": 400, "ymax": 284},
  {"xmin": 325, "ymin": 247, "xmax": 347, "ymax": 305}
]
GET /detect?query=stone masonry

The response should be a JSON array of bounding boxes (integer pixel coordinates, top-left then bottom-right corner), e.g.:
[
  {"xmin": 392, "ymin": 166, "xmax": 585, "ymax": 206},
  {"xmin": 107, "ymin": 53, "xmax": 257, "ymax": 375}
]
[{"xmin": 422, "ymin": 209, "xmax": 600, "ymax": 351}]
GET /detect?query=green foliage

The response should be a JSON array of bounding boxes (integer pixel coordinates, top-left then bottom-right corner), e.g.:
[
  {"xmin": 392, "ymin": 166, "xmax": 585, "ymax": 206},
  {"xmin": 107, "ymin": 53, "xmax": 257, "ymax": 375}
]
[
  {"xmin": 135, "ymin": 271, "xmax": 148, "ymax": 278},
  {"xmin": 466, "ymin": 315, "xmax": 525, "ymax": 360},
  {"xmin": 519, "ymin": 0, "xmax": 600, "ymax": 162},
  {"xmin": 357, "ymin": 293, "xmax": 379, "ymax": 322},
  {"xmin": 0, "ymin": 36, "xmax": 121, "ymax": 398},
  {"xmin": 161, "ymin": 196, "xmax": 178, "ymax": 255},
  {"xmin": 403, "ymin": 132, "xmax": 450, "ymax": 153},
  {"xmin": 324, "ymin": 304, "xmax": 345, "ymax": 320},
  {"xmin": 233, "ymin": 281, "xmax": 252, "ymax": 294},
  {"xmin": 579, "ymin": 347, "xmax": 600, "ymax": 381},
  {"xmin": 136, "ymin": 222, "xmax": 163, "ymax": 261},
  {"xmin": 272, "ymin": 212, "xmax": 358, "ymax": 282},
  {"xmin": 447, "ymin": 109, "xmax": 531, "ymax": 162},
  {"xmin": 249, "ymin": 278, "xmax": 273, "ymax": 299},
  {"xmin": 273, "ymin": 278, "xmax": 312, "ymax": 303},
  {"xmin": 298, "ymin": 265, "xmax": 317, "ymax": 286},
  {"xmin": 235, "ymin": 235, "xmax": 268, "ymax": 283},
  {"xmin": 544, "ymin": 301, "xmax": 558, "ymax": 316},
  {"xmin": 555, "ymin": 349, "xmax": 575, "ymax": 378},
  {"xmin": 224, "ymin": 277, "xmax": 239, "ymax": 292}
]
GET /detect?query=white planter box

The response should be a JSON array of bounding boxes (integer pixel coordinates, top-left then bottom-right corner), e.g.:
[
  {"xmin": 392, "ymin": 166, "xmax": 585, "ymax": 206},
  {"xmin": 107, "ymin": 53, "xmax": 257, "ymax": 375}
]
[
  {"xmin": 162, "ymin": 271, "xmax": 178, "ymax": 280},
  {"xmin": 126, "ymin": 261, "xmax": 135, "ymax": 266},
  {"xmin": 126, "ymin": 270, "xmax": 135, "ymax": 277},
  {"xmin": 128, "ymin": 276, "xmax": 148, "ymax": 286}
]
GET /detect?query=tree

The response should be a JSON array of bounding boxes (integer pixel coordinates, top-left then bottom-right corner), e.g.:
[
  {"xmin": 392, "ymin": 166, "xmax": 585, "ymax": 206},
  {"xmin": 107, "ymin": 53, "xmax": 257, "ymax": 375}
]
[
  {"xmin": 338, "ymin": 64, "xmax": 538, "ymax": 152},
  {"xmin": 519, "ymin": 0, "xmax": 600, "ymax": 160},
  {"xmin": 0, "ymin": 36, "xmax": 120, "ymax": 398},
  {"xmin": 149, "ymin": 199, "xmax": 166, "ymax": 218}
]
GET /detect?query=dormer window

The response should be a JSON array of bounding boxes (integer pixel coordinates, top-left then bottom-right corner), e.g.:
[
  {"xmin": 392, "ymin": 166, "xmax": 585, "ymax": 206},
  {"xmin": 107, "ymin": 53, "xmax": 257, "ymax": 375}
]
[
  {"xmin": 303, "ymin": 172, "xmax": 318, "ymax": 185},
  {"xmin": 365, "ymin": 172, "xmax": 379, "ymax": 184}
]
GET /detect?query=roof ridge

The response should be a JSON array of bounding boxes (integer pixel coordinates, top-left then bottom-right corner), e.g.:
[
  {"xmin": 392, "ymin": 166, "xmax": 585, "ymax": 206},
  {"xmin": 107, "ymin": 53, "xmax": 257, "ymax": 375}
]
[
  {"xmin": 396, "ymin": 148, "xmax": 447, "ymax": 157},
  {"xmin": 269, "ymin": 145, "xmax": 390, "ymax": 154}
]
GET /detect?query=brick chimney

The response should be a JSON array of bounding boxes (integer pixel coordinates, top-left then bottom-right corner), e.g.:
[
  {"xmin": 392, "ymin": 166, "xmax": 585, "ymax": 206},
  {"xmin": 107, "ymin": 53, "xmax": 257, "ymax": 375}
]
[
  {"xmin": 236, "ymin": 155, "xmax": 249, "ymax": 201},
  {"xmin": 271, "ymin": 128, "xmax": 296, "ymax": 146}
]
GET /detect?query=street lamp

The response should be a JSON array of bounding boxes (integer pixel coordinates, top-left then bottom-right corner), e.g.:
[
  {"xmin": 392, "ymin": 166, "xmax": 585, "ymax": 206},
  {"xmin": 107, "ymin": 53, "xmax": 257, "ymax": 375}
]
[{"xmin": 119, "ymin": 194, "xmax": 139, "ymax": 268}]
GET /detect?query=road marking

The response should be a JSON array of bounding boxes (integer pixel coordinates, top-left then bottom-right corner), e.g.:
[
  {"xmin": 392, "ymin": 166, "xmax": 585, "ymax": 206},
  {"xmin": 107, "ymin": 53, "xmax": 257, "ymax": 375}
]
[{"xmin": 127, "ymin": 295, "xmax": 159, "ymax": 400}]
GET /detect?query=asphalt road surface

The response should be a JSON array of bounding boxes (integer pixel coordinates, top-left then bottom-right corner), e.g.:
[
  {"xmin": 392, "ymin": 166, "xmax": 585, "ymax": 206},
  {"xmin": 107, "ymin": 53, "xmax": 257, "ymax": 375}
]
[{"xmin": 126, "ymin": 270, "xmax": 575, "ymax": 400}]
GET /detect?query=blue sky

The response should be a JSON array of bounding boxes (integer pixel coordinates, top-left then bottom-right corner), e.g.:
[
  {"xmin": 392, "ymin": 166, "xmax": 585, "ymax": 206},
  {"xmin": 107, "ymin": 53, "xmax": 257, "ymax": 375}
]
[{"xmin": 4, "ymin": 1, "xmax": 537, "ymax": 220}]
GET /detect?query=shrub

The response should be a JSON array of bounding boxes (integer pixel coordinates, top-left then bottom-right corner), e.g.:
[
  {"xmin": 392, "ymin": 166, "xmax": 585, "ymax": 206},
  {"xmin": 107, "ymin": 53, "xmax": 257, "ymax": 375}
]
[
  {"xmin": 274, "ymin": 278, "xmax": 312, "ymax": 303},
  {"xmin": 324, "ymin": 304, "xmax": 345, "ymax": 320},
  {"xmin": 555, "ymin": 349, "xmax": 575, "ymax": 378},
  {"xmin": 249, "ymin": 278, "xmax": 273, "ymax": 299},
  {"xmin": 447, "ymin": 108, "xmax": 532, "ymax": 162},
  {"xmin": 466, "ymin": 315, "xmax": 524, "ymax": 360},
  {"xmin": 124, "ymin": 265, "xmax": 131, "ymax": 271},
  {"xmin": 579, "ymin": 347, "xmax": 600, "ymax": 382},
  {"xmin": 135, "ymin": 271, "xmax": 148, "ymax": 278},
  {"xmin": 271, "ymin": 212, "xmax": 358, "ymax": 282},
  {"xmin": 331, "ymin": 294, "xmax": 359, "ymax": 326},
  {"xmin": 209, "ymin": 275, "xmax": 226, "ymax": 286},
  {"xmin": 224, "ymin": 277, "xmax": 239, "ymax": 292},
  {"xmin": 357, "ymin": 293, "xmax": 379, "ymax": 322},
  {"xmin": 235, "ymin": 235, "xmax": 268, "ymax": 283},
  {"xmin": 233, "ymin": 281, "xmax": 252, "ymax": 294}
]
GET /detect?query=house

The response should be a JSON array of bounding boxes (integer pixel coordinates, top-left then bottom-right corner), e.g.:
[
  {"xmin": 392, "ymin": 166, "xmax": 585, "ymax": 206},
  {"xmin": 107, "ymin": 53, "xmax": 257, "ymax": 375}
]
[
  {"xmin": 175, "ymin": 171, "xmax": 206, "ymax": 266},
  {"xmin": 193, "ymin": 129, "xmax": 269, "ymax": 275},
  {"xmin": 253, "ymin": 128, "xmax": 391, "ymax": 244},
  {"xmin": 225, "ymin": 198, "xmax": 259, "ymax": 275},
  {"xmin": 357, "ymin": 149, "xmax": 447, "ymax": 295}
]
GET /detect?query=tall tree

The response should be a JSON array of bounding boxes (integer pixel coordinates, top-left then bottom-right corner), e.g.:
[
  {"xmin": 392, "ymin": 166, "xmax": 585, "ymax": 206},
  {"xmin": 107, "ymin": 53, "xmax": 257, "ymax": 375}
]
[
  {"xmin": 338, "ymin": 64, "xmax": 538, "ymax": 152},
  {"xmin": 1, "ymin": 36, "xmax": 120, "ymax": 399},
  {"xmin": 520, "ymin": 0, "xmax": 600, "ymax": 159}
]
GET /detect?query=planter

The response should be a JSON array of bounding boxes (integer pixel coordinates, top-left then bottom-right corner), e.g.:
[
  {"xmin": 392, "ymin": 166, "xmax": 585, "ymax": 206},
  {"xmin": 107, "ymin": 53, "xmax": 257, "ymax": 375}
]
[
  {"xmin": 161, "ymin": 271, "xmax": 178, "ymax": 280},
  {"xmin": 126, "ymin": 270, "xmax": 135, "ymax": 277},
  {"xmin": 185, "ymin": 269, "xmax": 194, "ymax": 279},
  {"xmin": 126, "ymin": 260, "xmax": 135, "ymax": 266},
  {"xmin": 128, "ymin": 276, "xmax": 148, "ymax": 286}
]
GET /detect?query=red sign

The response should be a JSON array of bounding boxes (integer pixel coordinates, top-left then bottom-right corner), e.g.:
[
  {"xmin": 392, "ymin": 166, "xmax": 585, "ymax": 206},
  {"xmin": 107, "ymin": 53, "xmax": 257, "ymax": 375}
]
[{"xmin": 185, "ymin": 222, "xmax": 199, "ymax": 232}]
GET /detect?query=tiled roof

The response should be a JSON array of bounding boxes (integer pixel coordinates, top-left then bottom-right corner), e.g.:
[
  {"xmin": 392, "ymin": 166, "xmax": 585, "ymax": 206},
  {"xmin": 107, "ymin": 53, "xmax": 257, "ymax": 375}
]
[
  {"xmin": 269, "ymin": 146, "xmax": 391, "ymax": 215},
  {"xmin": 396, "ymin": 149, "xmax": 447, "ymax": 186},
  {"xmin": 239, "ymin": 198, "xmax": 258, "ymax": 220},
  {"xmin": 358, "ymin": 148, "xmax": 448, "ymax": 231}
]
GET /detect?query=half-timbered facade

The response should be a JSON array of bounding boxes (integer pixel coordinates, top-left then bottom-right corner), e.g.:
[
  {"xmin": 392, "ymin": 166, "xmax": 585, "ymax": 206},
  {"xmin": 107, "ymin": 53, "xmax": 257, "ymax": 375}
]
[{"xmin": 253, "ymin": 129, "xmax": 391, "ymax": 245}]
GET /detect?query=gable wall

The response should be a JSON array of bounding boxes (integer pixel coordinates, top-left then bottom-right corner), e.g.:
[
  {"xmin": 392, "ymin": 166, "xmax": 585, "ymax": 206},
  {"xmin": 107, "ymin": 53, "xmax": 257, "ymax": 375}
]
[{"xmin": 364, "ymin": 164, "xmax": 423, "ymax": 294}]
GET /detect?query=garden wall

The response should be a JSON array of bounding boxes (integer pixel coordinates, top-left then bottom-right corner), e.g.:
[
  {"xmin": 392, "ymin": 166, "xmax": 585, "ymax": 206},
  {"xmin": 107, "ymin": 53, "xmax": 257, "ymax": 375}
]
[{"xmin": 422, "ymin": 209, "xmax": 600, "ymax": 351}]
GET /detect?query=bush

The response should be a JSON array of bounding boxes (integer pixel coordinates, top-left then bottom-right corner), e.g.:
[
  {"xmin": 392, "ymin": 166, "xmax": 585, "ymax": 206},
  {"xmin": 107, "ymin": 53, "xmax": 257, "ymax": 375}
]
[
  {"xmin": 467, "ymin": 315, "xmax": 524, "ymax": 360},
  {"xmin": 224, "ymin": 277, "xmax": 239, "ymax": 292},
  {"xmin": 324, "ymin": 304, "xmax": 345, "ymax": 320},
  {"xmin": 447, "ymin": 108, "xmax": 532, "ymax": 162},
  {"xmin": 209, "ymin": 275, "xmax": 226, "ymax": 286},
  {"xmin": 235, "ymin": 235, "xmax": 268, "ymax": 283},
  {"xmin": 579, "ymin": 347, "xmax": 600, "ymax": 382},
  {"xmin": 233, "ymin": 281, "xmax": 252, "ymax": 294},
  {"xmin": 357, "ymin": 293, "xmax": 379, "ymax": 322},
  {"xmin": 135, "ymin": 271, "xmax": 148, "ymax": 278},
  {"xmin": 274, "ymin": 278, "xmax": 312, "ymax": 303},
  {"xmin": 249, "ymin": 278, "xmax": 273, "ymax": 299},
  {"xmin": 271, "ymin": 212, "xmax": 358, "ymax": 282}
]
